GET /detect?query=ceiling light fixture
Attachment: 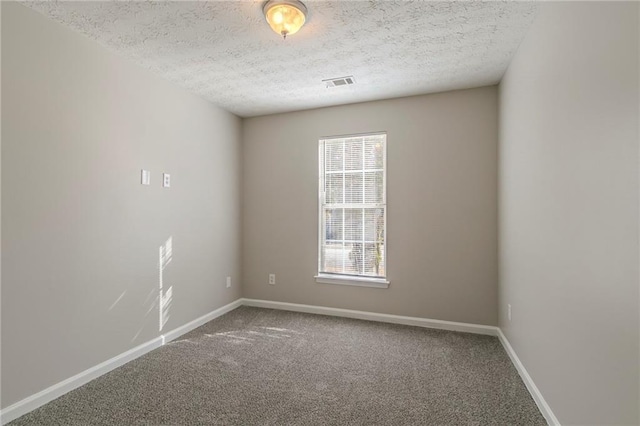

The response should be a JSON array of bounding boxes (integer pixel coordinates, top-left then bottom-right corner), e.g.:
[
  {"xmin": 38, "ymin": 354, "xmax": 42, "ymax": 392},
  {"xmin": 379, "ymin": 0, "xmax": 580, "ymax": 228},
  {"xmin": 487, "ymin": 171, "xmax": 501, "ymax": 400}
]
[{"xmin": 263, "ymin": 0, "xmax": 307, "ymax": 39}]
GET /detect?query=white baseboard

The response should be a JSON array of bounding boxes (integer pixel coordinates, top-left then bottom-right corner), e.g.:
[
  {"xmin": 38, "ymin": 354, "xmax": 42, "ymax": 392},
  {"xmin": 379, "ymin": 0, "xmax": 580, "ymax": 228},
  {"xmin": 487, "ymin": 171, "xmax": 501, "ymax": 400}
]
[
  {"xmin": 1, "ymin": 298, "xmax": 243, "ymax": 425},
  {"xmin": 0, "ymin": 337, "xmax": 163, "ymax": 425},
  {"xmin": 240, "ymin": 298, "xmax": 499, "ymax": 336},
  {"xmin": 497, "ymin": 329, "xmax": 560, "ymax": 426},
  {"xmin": 162, "ymin": 298, "xmax": 243, "ymax": 344}
]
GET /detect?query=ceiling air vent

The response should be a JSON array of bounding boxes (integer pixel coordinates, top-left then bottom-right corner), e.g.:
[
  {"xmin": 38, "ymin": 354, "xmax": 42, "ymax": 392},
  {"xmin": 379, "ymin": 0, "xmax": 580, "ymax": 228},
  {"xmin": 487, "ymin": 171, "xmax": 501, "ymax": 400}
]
[{"xmin": 323, "ymin": 76, "xmax": 356, "ymax": 88}]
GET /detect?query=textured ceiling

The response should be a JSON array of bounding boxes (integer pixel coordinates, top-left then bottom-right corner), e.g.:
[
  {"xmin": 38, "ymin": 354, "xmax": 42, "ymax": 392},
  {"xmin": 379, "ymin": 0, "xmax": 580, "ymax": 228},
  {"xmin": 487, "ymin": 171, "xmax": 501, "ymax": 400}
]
[{"xmin": 25, "ymin": 1, "xmax": 537, "ymax": 117}]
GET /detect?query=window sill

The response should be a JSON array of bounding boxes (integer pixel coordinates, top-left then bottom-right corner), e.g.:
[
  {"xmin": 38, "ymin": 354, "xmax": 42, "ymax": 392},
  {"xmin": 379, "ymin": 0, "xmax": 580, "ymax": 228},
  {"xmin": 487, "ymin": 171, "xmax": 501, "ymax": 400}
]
[{"xmin": 314, "ymin": 274, "xmax": 390, "ymax": 289}]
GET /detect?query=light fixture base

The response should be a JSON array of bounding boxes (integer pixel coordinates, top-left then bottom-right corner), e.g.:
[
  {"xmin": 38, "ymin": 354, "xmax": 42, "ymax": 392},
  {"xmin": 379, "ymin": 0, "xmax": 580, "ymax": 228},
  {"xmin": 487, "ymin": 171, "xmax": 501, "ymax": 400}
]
[{"xmin": 263, "ymin": 0, "xmax": 308, "ymax": 39}]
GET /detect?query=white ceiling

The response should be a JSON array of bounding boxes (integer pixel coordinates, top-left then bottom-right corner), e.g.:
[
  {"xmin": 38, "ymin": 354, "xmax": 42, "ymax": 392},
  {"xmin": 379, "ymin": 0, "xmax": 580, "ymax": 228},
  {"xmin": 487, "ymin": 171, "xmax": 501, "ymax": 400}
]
[{"xmin": 25, "ymin": 1, "xmax": 538, "ymax": 117}]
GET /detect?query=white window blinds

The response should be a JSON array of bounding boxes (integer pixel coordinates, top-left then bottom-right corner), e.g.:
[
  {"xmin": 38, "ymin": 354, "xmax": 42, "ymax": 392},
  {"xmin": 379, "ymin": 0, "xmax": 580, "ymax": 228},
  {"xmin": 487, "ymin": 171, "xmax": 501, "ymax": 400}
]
[{"xmin": 319, "ymin": 133, "xmax": 386, "ymax": 278}]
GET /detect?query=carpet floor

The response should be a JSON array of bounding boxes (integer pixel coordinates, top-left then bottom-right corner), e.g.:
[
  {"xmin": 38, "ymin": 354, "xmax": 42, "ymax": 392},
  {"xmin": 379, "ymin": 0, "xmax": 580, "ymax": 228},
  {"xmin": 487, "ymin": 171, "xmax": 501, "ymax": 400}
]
[{"xmin": 10, "ymin": 306, "xmax": 546, "ymax": 425}]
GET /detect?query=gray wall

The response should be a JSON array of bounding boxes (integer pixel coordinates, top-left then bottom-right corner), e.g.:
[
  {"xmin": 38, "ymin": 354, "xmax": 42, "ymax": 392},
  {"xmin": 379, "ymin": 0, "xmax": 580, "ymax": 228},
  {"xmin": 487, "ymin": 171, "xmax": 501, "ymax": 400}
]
[
  {"xmin": 1, "ymin": 3, "xmax": 242, "ymax": 408},
  {"xmin": 499, "ymin": 2, "xmax": 639, "ymax": 425},
  {"xmin": 243, "ymin": 87, "xmax": 498, "ymax": 326}
]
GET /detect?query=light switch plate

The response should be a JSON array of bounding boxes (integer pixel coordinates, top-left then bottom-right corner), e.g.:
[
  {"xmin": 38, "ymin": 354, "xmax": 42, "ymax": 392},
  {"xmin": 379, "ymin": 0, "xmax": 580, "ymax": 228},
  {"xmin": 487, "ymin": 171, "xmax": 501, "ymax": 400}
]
[
  {"xmin": 141, "ymin": 170, "xmax": 150, "ymax": 185},
  {"xmin": 163, "ymin": 173, "xmax": 170, "ymax": 188}
]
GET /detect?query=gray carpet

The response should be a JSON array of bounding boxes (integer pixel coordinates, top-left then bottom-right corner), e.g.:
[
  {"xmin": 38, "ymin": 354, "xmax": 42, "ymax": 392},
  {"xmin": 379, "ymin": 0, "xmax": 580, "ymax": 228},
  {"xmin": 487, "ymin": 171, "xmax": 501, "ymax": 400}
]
[{"xmin": 10, "ymin": 306, "xmax": 546, "ymax": 425}]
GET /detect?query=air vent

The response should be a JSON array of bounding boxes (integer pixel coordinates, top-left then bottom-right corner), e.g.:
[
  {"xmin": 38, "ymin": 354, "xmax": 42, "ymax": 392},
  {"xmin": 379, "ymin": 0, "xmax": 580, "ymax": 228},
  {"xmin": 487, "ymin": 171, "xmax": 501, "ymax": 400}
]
[{"xmin": 323, "ymin": 76, "xmax": 356, "ymax": 88}]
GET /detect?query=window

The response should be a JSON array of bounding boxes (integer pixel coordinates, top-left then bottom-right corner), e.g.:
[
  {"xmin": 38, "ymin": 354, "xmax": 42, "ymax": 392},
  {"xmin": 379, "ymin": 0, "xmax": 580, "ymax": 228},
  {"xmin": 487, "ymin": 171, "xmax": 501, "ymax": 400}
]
[{"xmin": 316, "ymin": 133, "xmax": 388, "ymax": 288}]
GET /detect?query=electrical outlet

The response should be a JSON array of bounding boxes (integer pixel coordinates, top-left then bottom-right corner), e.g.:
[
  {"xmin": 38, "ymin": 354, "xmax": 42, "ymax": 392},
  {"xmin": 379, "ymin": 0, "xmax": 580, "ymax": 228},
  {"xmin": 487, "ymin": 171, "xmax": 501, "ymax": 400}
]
[
  {"xmin": 163, "ymin": 173, "xmax": 171, "ymax": 188},
  {"xmin": 508, "ymin": 304, "xmax": 512, "ymax": 321},
  {"xmin": 269, "ymin": 274, "xmax": 275, "ymax": 285},
  {"xmin": 226, "ymin": 276, "xmax": 231, "ymax": 288}
]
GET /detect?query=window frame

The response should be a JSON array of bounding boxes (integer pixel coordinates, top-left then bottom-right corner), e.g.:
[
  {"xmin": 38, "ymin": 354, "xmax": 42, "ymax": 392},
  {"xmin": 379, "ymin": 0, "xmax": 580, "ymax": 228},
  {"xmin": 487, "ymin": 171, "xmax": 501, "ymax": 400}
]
[{"xmin": 315, "ymin": 132, "xmax": 390, "ymax": 289}]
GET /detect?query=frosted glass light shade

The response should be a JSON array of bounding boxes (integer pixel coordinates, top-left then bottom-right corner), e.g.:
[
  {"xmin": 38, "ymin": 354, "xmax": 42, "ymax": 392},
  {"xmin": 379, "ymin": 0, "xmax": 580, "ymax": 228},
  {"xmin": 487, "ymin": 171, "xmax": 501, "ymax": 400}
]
[{"xmin": 263, "ymin": 0, "xmax": 307, "ymax": 39}]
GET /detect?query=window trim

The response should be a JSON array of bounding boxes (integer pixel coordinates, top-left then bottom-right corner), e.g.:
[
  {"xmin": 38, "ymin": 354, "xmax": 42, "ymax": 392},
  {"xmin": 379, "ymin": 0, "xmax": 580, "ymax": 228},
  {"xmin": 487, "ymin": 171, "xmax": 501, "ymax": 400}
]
[
  {"xmin": 314, "ymin": 273, "xmax": 390, "ymax": 288},
  {"xmin": 317, "ymin": 132, "xmax": 388, "ymax": 287}
]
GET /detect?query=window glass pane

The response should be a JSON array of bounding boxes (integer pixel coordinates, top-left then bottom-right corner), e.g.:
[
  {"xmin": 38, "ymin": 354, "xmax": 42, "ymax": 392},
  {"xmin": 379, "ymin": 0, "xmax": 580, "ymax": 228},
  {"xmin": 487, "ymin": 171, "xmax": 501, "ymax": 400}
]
[
  {"xmin": 364, "ymin": 208, "xmax": 384, "ymax": 242},
  {"xmin": 325, "ymin": 174, "xmax": 343, "ymax": 204},
  {"xmin": 325, "ymin": 208, "xmax": 343, "ymax": 241},
  {"xmin": 345, "ymin": 138, "xmax": 363, "ymax": 171},
  {"xmin": 363, "ymin": 243, "xmax": 384, "ymax": 276},
  {"xmin": 344, "ymin": 208, "xmax": 363, "ymax": 241},
  {"xmin": 364, "ymin": 137, "xmax": 384, "ymax": 170},
  {"xmin": 346, "ymin": 242, "xmax": 362, "ymax": 275},
  {"xmin": 325, "ymin": 141, "xmax": 343, "ymax": 172},
  {"xmin": 344, "ymin": 173, "xmax": 363, "ymax": 204},
  {"xmin": 323, "ymin": 241, "xmax": 349, "ymax": 274},
  {"xmin": 364, "ymin": 171, "xmax": 384, "ymax": 204}
]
